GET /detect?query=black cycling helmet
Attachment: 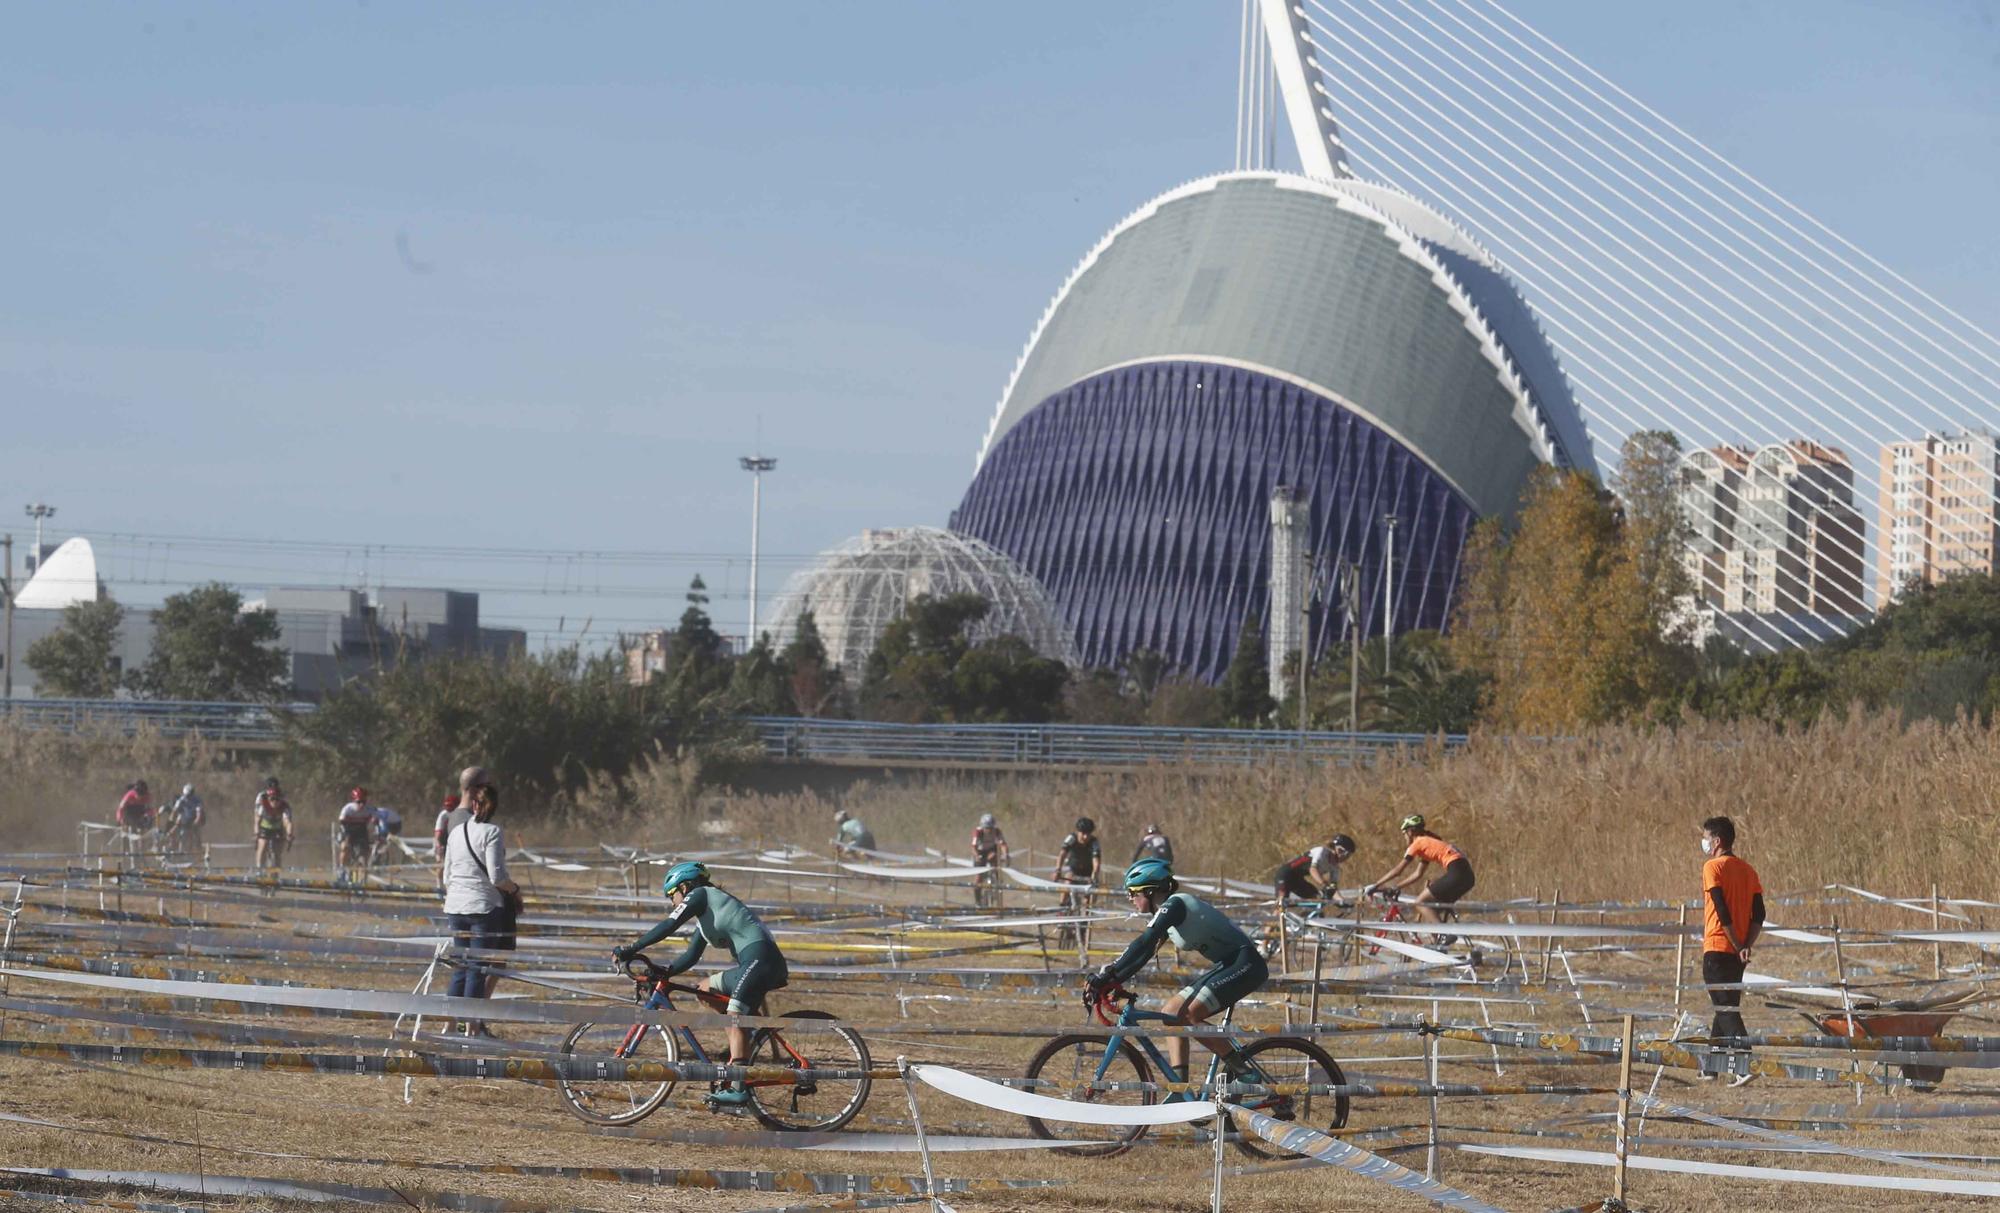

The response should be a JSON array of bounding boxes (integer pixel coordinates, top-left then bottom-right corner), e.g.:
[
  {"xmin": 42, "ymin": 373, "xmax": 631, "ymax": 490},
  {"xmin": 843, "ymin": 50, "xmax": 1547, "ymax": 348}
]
[
  {"xmin": 1074, "ymin": 816, "xmax": 1095, "ymax": 834},
  {"xmin": 1329, "ymin": 833, "xmax": 1356, "ymax": 854},
  {"xmin": 1143, "ymin": 822, "xmax": 1162, "ymax": 834},
  {"xmin": 264, "ymin": 775, "xmax": 281, "ymax": 790}
]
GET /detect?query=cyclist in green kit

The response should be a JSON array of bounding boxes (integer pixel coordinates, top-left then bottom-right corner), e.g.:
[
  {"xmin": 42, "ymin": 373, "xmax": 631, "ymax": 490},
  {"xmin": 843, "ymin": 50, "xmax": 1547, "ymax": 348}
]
[
  {"xmin": 613, "ymin": 861, "xmax": 789, "ymax": 1108},
  {"xmin": 1087, "ymin": 858, "xmax": 1268, "ymax": 1081}
]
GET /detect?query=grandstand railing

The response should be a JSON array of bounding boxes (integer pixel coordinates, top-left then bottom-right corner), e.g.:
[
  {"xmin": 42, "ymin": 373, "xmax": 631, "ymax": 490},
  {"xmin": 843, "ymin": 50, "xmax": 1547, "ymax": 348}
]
[{"xmin": 744, "ymin": 716, "xmax": 1465, "ymax": 769}]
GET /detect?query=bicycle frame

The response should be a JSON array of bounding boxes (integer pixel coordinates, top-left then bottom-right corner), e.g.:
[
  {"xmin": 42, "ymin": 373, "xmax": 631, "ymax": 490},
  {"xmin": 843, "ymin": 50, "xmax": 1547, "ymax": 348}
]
[
  {"xmin": 618, "ymin": 965, "xmax": 811, "ymax": 1088},
  {"xmin": 1084, "ymin": 985, "xmax": 1230, "ymax": 1102}
]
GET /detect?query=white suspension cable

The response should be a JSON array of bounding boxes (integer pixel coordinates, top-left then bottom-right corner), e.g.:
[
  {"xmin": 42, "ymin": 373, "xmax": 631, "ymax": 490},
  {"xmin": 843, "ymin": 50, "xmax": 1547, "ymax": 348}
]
[
  {"xmin": 1302, "ymin": 2, "xmax": 1993, "ymax": 578},
  {"xmin": 1236, "ymin": 0, "xmax": 1252, "ymax": 171},
  {"xmin": 1352, "ymin": 0, "xmax": 2000, "ymax": 428},
  {"xmin": 1458, "ymin": 0, "xmax": 2000, "ymax": 371},
  {"xmin": 1299, "ymin": 31, "xmax": 1891, "ymax": 633}
]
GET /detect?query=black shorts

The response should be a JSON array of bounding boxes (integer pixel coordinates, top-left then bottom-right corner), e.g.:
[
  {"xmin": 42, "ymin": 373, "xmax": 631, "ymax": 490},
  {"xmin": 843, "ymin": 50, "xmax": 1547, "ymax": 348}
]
[
  {"xmin": 340, "ymin": 822, "xmax": 372, "ymax": 849},
  {"xmin": 1426, "ymin": 858, "xmax": 1475, "ymax": 904},
  {"xmin": 1177, "ymin": 945, "xmax": 1268, "ymax": 1015},
  {"xmin": 1273, "ymin": 866, "xmax": 1318, "ymax": 900},
  {"xmin": 717, "ymin": 940, "xmax": 789, "ymax": 1015}
]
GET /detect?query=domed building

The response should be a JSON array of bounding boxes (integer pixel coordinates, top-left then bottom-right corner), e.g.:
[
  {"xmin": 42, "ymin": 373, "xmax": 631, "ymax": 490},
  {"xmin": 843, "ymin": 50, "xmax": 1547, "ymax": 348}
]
[
  {"xmin": 949, "ymin": 170, "xmax": 1596, "ymax": 681},
  {"xmin": 770, "ymin": 526, "xmax": 1077, "ymax": 675}
]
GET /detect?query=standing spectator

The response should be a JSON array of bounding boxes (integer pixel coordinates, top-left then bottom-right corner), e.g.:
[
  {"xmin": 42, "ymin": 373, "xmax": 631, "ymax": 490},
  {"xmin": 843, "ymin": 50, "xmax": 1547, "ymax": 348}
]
[
  {"xmin": 434, "ymin": 767, "xmax": 486, "ymax": 886},
  {"xmin": 1698, "ymin": 814, "xmax": 1764, "ymax": 1087},
  {"xmin": 440, "ymin": 772, "xmax": 519, "ymax": 1035},
  {"xmin": 1131, "ymin": 823, "xmax": 1174, "ymax": 866}
]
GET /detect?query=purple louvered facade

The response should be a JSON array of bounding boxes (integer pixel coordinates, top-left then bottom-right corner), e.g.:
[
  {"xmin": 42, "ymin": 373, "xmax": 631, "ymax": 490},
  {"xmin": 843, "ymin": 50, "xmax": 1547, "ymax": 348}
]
[{"xmin": 949, "ymin": 361, "xmax": 1478, "ymax": 682}]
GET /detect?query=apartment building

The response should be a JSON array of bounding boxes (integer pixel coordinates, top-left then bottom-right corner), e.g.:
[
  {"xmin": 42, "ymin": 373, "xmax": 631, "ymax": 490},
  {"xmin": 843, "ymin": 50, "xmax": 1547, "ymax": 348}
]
[{"xmin": 1877, "ymin": 431, "xmax": 2000, "ymax": 603}]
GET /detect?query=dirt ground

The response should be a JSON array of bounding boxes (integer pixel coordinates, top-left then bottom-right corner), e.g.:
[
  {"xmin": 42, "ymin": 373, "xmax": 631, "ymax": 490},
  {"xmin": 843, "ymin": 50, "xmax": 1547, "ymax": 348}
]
[{"xmin": 1, "ymin": 837, "xmax": 1995, "ymax": 1213}]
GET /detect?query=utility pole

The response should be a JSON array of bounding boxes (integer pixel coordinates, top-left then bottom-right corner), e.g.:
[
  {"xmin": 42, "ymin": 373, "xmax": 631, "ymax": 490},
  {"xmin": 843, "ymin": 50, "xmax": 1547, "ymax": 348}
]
[
  {"xmin": 1383, "ymin": 514, "xmax": 1398, "ymax": 673},
  {"xmin": 738, "ymin": 453, "xmax": 778, "ymax": 649},
  {"xmin": 1340, "ymin": 561, "xmax": 1362, "ymax": 734},
  {"xmin": 1296, "ymin": 550, "xmax": 1311, "ymax": 735},
  {"xmin": 2, "ymin": 533, "xmax": 13, "ymax": 701}
]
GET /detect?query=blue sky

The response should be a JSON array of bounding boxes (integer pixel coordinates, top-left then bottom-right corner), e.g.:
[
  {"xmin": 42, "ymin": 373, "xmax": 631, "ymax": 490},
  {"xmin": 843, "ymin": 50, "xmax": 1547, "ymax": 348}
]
[{"xmin": 4, "ymin": 1, "xmax": 1996, "ymax": 645}]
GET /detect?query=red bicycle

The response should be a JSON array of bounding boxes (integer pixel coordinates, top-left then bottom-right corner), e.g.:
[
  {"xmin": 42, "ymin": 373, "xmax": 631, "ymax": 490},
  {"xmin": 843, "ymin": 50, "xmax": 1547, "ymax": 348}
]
[{"xmin": 556, "ymin": 954, "xmax": 871, "ymax": 1131}]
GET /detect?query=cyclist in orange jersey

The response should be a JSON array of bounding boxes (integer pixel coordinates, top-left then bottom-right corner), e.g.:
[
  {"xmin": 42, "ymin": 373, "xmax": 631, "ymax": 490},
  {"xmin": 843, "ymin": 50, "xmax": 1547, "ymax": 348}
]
[{"xmin": 1365, "ymin": 814, "xmax": 1475, "ymax": 925}]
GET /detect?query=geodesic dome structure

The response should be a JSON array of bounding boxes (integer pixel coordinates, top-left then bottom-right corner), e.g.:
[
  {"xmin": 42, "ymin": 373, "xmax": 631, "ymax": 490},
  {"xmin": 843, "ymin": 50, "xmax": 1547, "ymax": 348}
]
[{"xmin": 770, "ymin": 527, "xmax": 1079, "ymax": 675}]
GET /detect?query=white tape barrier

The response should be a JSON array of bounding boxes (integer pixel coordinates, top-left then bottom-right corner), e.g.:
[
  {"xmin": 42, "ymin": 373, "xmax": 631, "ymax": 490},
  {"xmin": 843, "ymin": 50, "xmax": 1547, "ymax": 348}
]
[
  {"xmin": 1228, "ymin": 1106, "xmax": 1512, "ymax": 1213},
  {"xmin": 935, "ymin": 913, "xmax": 1112, "ymax": 930},
  {"xmin": 1303, "ymin": 922, "xmax": 1459, "ymax": 967},
  {"xmin": 840, "ymin": 863, "xmax": 983, "ymax": 881},
  {"xmin": 1457, "ymin": 1145, "xmax": 2000, "ymax": 1196},
  {"xmin": 1358, "ymin": 920, "xmax": 1677, "ymax": 939},
  {"xmin": 1828, "ymin": 884, "xmax": 1973, "ymax": 923},
  {"xmin": 1637, "ymin": 1095, "xmax": 2000, "ymax": 1180},
  {"xmin": 998, "ymin": 869, "xmax": 1094, "ymax": 893},
  {"xmin": 909, "ymin": 1063, "xmax": 1219, "ymax": 1126}
]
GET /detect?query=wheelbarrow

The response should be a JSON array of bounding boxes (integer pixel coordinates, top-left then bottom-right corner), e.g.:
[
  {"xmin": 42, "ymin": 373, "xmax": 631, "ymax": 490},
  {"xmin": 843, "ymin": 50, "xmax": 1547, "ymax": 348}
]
[{"xmin": 1809, "ymin": 1009, "xmax": 1957, "ymax": 1090}]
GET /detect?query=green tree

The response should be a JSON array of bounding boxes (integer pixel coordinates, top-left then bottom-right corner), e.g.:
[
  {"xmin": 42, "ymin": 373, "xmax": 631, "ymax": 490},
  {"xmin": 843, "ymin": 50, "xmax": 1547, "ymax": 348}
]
[
  {"xmin": 1219, "ymin": 611, "xmax": 1274, "ymax": 727},
  {"xmin": 25, "ymin": 596, "xmax": 126, "ymax": 698},
  {"xmin": 859, "ymin": 593, "xmax": 990, "ymax": 723},
  {"xmin": 132, "ymin": 582, "xmax": 287, "ymax": 701},
  {"xmin": 726, "ymin": 634, "xmax": 790, "ymax": 715},
  {"xmin": 780, "ymin": 609, "xmax": 847, "ymax": 717},
  {"xmin": 952, "ymin": 634, "xmax": 1069, "ymax": 722}
]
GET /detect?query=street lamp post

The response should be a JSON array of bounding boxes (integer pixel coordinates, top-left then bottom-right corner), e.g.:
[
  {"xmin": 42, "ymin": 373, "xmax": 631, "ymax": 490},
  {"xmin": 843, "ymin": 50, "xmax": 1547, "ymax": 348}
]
[
  {"xmin": 1383, "ymin": 514, "xmax": 1398, "ymax": 673},
  {"xmin": 738, "ymin": 457, "xmax": 777, "ymax": 649},
  {"xmin": 23, "ymin": 503, "xmax": 55, "ymax": 578}
]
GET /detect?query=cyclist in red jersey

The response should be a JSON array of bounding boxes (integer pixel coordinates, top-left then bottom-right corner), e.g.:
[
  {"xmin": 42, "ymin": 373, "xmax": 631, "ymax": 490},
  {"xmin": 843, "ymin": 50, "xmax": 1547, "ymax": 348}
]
[{"xmin": 1366, "ymin": 814, "xmax": 1475, "ymax": 925}]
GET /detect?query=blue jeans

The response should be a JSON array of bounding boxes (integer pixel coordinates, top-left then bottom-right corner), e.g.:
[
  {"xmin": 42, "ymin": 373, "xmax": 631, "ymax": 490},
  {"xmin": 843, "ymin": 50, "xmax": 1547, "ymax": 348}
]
[{"xmin": 446, "ymin": 907, "xmax": 516, "ymax": 998}]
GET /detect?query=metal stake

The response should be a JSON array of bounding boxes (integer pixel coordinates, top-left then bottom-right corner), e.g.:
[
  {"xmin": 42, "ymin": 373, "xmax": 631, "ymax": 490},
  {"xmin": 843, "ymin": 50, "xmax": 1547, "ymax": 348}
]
[
  {"xmin": 897, "ymin": 1057, "xmax": 947, "ymax": 1213},
  {"xmin": 1426, "ymin": 999, "xmax": 1440, "ymax": 1180},
  {"xmin": 1613, "ymin": 1014, "xmax": 1635, "ymax": 1203}
]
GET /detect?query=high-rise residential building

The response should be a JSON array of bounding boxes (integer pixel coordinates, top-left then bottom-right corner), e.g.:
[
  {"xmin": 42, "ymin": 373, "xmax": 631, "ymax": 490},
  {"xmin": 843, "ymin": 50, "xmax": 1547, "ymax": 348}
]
[
  {"xmin": 1678, "ymin": 440, "xmax": 1865, "ymax": 621},
  {"xmin": 1877, "ymin": 431, "xmax": 2000, "ymax": 603}
]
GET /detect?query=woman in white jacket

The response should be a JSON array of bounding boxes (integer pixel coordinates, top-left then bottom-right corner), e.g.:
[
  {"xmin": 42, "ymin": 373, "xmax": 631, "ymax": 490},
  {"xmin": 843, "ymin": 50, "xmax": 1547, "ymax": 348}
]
[{"xmin": 440, "ymin": 776, "xmax": 520, "ymax": 1035}]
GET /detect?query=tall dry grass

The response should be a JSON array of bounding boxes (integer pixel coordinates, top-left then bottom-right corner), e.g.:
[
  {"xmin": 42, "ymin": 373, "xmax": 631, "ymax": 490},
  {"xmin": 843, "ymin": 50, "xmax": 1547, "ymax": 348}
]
[
  {"xmin": 0, "ymin": 721, "xmax": 272, "ymax": 851},
  {"xmin": 719, "ymin": 712, "xmax": 2000, "ymax": 909}
]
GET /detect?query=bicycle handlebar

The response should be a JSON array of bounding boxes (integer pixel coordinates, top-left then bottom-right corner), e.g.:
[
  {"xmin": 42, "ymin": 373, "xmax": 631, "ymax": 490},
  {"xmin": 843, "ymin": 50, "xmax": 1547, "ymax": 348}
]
[{"xmin": 1086, "ymin": 980, "xmax": 1137, "ymax": 1026}]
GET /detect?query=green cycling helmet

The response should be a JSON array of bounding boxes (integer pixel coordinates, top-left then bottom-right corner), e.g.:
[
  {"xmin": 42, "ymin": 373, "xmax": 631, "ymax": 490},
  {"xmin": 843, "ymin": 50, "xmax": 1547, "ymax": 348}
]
[
  {"xmin": 1400, "ymin": 814, "xmax": 1426, "ymax": 833},
  {"xmin": 1124, "ymin": 857, "xmax": 1173, "ymax": 892},
  {"xmin": 662, "ymin": 860, "xmax": 710, "ymax": 897}
]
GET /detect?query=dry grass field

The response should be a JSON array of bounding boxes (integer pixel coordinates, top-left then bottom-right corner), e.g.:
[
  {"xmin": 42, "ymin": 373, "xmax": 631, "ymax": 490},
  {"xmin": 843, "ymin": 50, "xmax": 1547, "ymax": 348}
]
[{"xmin": 2, "ymin": 715, "xmax": 1997, "ymax": 1212}]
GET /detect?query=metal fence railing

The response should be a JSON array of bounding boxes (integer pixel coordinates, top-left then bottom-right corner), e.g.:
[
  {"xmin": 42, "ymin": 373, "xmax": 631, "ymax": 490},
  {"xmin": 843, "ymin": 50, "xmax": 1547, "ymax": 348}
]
[
  {"xmin": 0, "ymin": 698, "xmax": 298, "ymax": 743},
  {"xmin": 0, "ymin": 699, "xmax": 1465, "ymax": 768},
  {"xmin": 745, "ymin": 716, "xmax": 1465, "ymax": 769}
]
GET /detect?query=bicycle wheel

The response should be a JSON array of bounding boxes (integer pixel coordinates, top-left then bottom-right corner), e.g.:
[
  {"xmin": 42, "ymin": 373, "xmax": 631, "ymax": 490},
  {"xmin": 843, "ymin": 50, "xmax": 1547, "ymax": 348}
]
[
  {"xmin": 745, "ymin": 1009, "xmax": 871, "ymax": 1132},
  {"xmin": 1227, "ymin": 1036, "xmax": 1350, "ymax": 1159},
  {"xmin": 1022, "ymin": 1033, "xmax": 1154, "ymax": 1158},
  {"xmin": 558, "ymin": 1020, "xmax": 683, "ymax": 1126}
]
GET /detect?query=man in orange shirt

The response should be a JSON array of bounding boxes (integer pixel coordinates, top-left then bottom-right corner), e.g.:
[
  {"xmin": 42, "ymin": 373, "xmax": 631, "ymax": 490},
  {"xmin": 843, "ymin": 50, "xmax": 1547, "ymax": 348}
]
[
  {"xmin": 1699, "ymin": 814, "xmax": 1764, "ymax": 1086},
  {"xmin": 1367, "ymin": 814, "xmax": 1475, "ymax": 926}
]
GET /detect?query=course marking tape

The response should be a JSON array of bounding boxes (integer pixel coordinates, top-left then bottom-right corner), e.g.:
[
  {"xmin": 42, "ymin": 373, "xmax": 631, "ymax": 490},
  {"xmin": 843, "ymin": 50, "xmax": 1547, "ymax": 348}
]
[
  {"xmin": 1225, "ymin": 1105, "xmax": 1512, "ymax": 1212},
  {"xmin": 909, "ymin": 1063, "xmax": 1219, "ymax": 1125},
  {"xmin": 1455, "ymin": 1144, "xmax": 2000, "ymax": 1196}
]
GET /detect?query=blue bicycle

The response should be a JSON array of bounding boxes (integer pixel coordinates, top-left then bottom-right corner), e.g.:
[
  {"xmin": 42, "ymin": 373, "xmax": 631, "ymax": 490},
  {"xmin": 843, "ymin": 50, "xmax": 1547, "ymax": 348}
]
[
  {"xmin": 1022, "ymin": 980, "xmax": 1350, "ymax": 1158},
  {"xmin": 556, "ymin": 955, "xmax": 871, "ymax": 1131}
]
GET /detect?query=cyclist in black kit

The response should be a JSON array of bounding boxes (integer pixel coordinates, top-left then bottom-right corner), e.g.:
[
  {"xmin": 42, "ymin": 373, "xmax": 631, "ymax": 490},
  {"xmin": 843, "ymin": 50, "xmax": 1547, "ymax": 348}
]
[{"xmin": 1053, "ymin": 817, "xmax": 1102, "ymax": 886}]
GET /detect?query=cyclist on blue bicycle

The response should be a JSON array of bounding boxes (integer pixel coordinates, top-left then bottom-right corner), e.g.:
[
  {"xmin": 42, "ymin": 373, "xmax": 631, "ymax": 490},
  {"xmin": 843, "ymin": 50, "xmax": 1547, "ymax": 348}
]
[
  {"xmin": 612, "ymin": 861, "xmax": 789, "ymax": 1108},
  {"xmin": 1087, "ymin": 858, "xmax": 1267, "ymax": 1081}
]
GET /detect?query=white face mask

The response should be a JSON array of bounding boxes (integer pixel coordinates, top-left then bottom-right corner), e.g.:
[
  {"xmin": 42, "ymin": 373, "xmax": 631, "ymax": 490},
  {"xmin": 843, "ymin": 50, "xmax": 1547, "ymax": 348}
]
[{"xmin": 1700, "ymin": 837, "xmax": 1715, "ymax": 855}]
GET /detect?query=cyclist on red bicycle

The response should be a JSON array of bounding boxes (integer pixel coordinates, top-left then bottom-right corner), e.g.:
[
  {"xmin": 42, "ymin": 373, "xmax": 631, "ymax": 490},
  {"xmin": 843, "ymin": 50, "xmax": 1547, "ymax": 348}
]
[
  {"xmin": 1273, "ymin": 834, "xmax": 1355, "ymax": 906},
  {"xmin": 612, "ymin": 861, "xmax": 789, "ymax": 1108},
  {"xmin": 1086, "ymin": 858, "xmax": 1266, "ymax": 1080},
  {"xmin": 1366, "ymin": 814, "xmax": 1474, "ymax": 925}
]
